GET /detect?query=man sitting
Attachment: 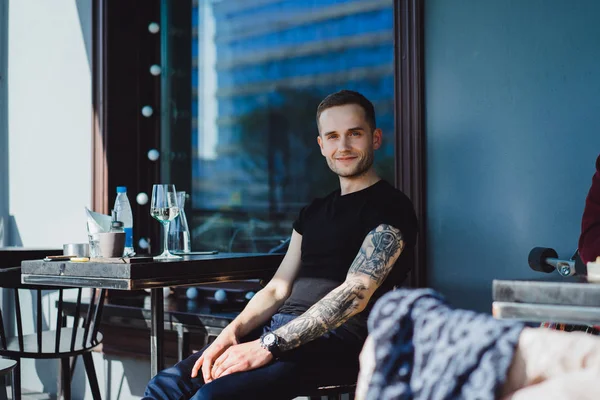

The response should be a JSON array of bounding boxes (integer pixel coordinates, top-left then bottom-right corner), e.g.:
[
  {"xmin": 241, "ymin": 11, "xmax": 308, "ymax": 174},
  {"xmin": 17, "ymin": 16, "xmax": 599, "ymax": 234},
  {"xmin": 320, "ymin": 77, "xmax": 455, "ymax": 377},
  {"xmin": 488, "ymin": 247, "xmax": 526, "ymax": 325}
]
[{"xmin": 143, "ymin": 90, "xmax": 418, "ymax": 400}]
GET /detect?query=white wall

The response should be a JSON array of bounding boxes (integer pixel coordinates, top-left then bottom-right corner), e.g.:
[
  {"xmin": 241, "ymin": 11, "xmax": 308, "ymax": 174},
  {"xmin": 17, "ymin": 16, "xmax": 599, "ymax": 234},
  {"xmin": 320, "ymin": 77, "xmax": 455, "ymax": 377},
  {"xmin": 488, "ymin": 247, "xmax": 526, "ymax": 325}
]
[
  {"xmin": 6, "ymin": 0, "xmax": 96, "ymax": 397},
  {"xmin": 1, "ymin": 0, "xmax": 9, "ymax": 247},
  {"xmin": 7, "ymin": 0, "xmax": 92, "ymax": 247}
]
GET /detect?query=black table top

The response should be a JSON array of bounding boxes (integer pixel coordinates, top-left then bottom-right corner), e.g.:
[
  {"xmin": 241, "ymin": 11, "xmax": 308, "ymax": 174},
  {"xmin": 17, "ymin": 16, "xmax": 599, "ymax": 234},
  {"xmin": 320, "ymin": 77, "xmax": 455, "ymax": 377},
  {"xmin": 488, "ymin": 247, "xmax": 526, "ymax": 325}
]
[
  {"xmin": 0, "ymin": 247, "xmax": 62, "ymax": 269},
  {"xmin": 21, "ymin": 253, "xmax": 284, "ymax": 290},
  {"xmin": 493, "ymin": 277, "xmax": 600, "ymax": 307}
]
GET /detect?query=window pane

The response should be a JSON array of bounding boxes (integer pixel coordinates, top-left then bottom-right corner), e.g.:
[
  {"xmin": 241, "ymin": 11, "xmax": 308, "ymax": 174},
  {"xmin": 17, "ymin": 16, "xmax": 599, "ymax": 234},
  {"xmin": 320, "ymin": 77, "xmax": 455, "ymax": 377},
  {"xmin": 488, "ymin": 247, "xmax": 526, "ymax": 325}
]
[{"xmin": 164, "ymin": 0, "xmax": 395, "ymax": 253}]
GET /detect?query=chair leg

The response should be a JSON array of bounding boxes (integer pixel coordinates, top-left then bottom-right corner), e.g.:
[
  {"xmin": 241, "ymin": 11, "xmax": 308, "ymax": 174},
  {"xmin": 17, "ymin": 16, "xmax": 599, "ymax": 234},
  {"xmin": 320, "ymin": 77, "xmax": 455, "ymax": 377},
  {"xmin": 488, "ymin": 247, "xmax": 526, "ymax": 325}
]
[
  {"xmin": 12, "ymin": 358, "xmax": 20, "ymax": 400},
  {"xmin": 0, "ymin": 373, "xmax": 7, "ymax": 400},
  {"xmin": 183, "ymin": 332, "xmax": 191, "ymax": 361},
  {"xmin": 176, "ymin": 325, "xmax": 192, "ymax": 362},
  {"xmin": 61, "ymin": 358, "xmax": 71, "ymax": 400},
  {"xmin": 10, "ymin": 370, "xmax": 15, "ymax": 400},
  {"xmin": 82, "ymin": 353, "xmax": 102, "ymax": 400},
  {"xmin": 176, "ymin": 325, "xmax": 184, "ymax": 362},
  {"xmin": 70, "ymin": 356, "xmax": 78, "ymax": 381}
]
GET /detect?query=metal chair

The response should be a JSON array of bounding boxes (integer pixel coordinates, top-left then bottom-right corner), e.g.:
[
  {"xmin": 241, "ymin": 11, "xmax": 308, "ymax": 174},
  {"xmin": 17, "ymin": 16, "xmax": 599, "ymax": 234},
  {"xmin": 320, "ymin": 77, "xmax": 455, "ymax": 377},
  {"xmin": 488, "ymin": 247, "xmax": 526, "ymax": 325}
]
[
  {"xmin": 302, "ymin": 383, "xmax": 356, "ymax": 400},
  {"xmin": 0, "ymin": 358, "xmax": 16, "ymax": 400},
  {"xmin": 0, "ymin": 267, "xmax": 105, "ymax": 400}
]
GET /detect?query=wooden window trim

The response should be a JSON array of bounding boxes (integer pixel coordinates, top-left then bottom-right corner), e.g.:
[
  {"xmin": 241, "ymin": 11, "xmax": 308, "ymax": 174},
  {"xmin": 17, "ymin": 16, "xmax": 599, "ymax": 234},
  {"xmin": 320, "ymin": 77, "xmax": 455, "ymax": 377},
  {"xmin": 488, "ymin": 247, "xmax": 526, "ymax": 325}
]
[
  {"xmin": 91, "ymin": 0, "xmax": 107, "ymax": 214},
  {"xmin": 394, "ymin": 0, "xmax": 426, "ymax": 287},
  {"xmin": 92, "ymin": 0, "xmax": 162, "ymax": 252}
]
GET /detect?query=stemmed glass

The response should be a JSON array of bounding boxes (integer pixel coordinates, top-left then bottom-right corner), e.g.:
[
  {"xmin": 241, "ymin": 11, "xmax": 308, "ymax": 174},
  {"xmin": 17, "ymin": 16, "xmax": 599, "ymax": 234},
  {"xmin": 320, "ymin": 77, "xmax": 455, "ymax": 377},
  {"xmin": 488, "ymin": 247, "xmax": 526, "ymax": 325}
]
[{"xmin": 150, "ymin": 184, "xmax": 182, "ymax": 260}]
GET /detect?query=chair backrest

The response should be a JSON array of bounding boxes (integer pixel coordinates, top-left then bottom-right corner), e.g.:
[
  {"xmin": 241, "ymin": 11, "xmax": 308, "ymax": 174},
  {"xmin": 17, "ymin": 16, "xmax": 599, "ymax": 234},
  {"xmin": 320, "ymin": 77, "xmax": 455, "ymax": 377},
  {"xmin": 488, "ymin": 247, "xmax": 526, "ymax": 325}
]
[{"xmin": 0, "ymin": 267, "xmax": 105, "ymax": 357}]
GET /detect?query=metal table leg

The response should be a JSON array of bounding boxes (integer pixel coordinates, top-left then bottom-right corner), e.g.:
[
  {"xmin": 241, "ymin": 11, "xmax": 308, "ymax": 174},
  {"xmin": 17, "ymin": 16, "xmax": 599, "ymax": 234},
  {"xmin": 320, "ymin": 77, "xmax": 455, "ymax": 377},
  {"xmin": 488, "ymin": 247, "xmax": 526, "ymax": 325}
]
[{"xmin": 151, "ymin": 288, "xmax": 164, "ymax": 377}]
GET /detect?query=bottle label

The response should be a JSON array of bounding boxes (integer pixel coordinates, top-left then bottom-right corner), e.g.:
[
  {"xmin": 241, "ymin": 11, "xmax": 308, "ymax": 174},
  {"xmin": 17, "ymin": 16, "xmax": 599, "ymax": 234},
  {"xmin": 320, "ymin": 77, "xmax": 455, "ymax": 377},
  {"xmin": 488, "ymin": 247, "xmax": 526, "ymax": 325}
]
[{"xmin": 124, "ymin": 227, "xmax": 133, "ymax": 248}]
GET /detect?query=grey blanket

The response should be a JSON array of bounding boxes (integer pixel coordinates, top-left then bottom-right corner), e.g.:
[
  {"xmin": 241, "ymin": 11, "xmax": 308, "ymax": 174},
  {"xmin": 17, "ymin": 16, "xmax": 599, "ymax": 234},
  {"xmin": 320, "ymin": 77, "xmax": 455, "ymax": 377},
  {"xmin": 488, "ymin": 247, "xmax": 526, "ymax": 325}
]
[{"xmin": 365, "ymin": 289, "xmax": 524, "ymax": 400}]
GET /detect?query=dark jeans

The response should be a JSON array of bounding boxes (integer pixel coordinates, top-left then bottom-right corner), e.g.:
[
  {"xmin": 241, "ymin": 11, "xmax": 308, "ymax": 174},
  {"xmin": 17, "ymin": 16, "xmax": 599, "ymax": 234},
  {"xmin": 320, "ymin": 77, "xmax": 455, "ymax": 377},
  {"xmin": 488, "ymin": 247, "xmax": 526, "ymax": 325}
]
[{"xmin": 143, "ymin": 313, "xmax": 362, "ymax": 400}]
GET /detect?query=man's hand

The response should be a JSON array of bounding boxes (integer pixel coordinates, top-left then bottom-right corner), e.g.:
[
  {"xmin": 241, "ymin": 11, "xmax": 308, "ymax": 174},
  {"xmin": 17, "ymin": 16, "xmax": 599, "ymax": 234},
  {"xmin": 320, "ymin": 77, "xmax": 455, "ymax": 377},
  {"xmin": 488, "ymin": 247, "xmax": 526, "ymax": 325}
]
[
  {"xmin": 210, "ymin": 339, "xmax": 273, "ymax": 381},
  {"xmin": 191, "ymin": 329, "xmax": 238, "ymax": 382}
]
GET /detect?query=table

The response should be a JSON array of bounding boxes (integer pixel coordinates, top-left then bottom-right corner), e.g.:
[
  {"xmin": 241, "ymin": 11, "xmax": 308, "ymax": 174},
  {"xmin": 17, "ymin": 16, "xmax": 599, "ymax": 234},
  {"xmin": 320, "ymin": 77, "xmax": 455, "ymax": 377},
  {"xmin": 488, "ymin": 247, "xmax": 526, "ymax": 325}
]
[
  {"xmin": 21, "ymin": 253, "xmax": 283, "ymax": 376},
  {"xmin": 492, "ymin": 277, "xmax": 600, "ymax": 325}
]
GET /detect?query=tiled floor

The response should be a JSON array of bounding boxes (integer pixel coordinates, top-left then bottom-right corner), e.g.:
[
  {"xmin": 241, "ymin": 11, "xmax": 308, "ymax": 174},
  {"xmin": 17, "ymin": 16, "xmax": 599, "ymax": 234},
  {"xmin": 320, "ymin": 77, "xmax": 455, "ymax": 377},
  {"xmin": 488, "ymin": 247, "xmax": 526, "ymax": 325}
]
[{"xmin": 2, "ymin": 388, "xmax": 51, "ymax": 400}]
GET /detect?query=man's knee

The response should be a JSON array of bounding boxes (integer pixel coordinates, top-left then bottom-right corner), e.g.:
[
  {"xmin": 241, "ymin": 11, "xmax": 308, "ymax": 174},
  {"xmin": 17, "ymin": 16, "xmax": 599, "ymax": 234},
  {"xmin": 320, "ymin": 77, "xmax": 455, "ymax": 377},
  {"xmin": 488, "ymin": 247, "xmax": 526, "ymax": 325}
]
[
  {"xmin": 145, "ymin": 366, "xmax": 195, "ymax": 400},
  {"xmin": 144, "ymin": 349, "xmax": 205, "ymax": 400},
  {"xmin": 190, "ymin": 380, "xmax": 252, "ymax": 400},
  {"xmin": 190, "ymin": 383, "xmax": 221, "ymax": 400}
]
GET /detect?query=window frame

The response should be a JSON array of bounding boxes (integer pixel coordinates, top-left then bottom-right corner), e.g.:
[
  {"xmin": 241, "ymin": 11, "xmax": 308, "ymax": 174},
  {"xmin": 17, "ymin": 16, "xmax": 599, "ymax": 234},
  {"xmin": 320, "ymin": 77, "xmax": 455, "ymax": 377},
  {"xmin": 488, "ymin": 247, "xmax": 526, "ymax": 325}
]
[
  {"xmin": 394, "ymin": 0, "xmax": 426, "ymax": 287},
  {"xmin": 91, "ymin": 0, "xmax": 426, "ymax": 284},
  {"xmin": 92, "ymin": 0, "xmax": 162, "ymax": 253}
]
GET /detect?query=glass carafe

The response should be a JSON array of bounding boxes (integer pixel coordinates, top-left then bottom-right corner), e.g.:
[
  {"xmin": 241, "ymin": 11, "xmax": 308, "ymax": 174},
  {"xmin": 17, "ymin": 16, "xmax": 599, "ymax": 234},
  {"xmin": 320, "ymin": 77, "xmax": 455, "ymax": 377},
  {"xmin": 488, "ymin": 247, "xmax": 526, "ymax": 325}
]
[{"xmin": 168, "ymin": 191, "xmax": 191, "ymax": 253}]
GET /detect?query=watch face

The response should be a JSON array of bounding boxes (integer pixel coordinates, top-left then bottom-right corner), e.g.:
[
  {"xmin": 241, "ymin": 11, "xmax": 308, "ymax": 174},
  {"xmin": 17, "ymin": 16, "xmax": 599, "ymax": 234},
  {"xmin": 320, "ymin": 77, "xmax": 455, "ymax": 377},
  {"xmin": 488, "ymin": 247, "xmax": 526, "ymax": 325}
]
[{"xmin": 263, "ymin": 333, "xmax": 276, "ymax": 346}]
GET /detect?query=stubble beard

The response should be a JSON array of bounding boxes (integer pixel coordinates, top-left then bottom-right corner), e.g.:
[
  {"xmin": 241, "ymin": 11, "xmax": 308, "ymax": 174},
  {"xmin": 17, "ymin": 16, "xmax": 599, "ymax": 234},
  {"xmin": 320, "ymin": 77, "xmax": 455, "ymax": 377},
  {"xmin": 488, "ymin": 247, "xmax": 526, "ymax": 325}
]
[{"xmin": 327, "ymin": 151, "xmax": 374, "ymax": 178}]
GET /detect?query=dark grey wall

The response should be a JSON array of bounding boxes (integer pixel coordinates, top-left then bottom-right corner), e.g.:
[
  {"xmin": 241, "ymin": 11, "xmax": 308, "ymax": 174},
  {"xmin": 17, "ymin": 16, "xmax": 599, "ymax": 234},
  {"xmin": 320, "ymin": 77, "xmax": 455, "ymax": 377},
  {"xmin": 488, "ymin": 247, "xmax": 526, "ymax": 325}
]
[{"xmin": 425, "ymin": 0, "xmax": 600, "ymax": 311}]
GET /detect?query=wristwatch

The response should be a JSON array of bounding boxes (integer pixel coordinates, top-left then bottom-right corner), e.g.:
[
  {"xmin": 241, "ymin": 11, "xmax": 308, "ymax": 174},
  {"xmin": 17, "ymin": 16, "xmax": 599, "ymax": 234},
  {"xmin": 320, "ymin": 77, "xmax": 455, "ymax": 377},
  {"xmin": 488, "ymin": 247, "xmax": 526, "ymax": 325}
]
[{"xmin": 260, "ymin": 332, "xmax": 282, "ymax": 359}]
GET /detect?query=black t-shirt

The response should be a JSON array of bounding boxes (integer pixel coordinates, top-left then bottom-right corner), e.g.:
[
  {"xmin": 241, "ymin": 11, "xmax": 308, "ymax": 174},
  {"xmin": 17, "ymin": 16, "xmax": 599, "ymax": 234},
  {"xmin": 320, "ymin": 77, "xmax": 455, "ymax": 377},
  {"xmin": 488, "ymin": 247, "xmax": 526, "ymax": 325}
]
[{"xmin": 278, "ymin": 179, "xmax": 418, "ymax": 341}]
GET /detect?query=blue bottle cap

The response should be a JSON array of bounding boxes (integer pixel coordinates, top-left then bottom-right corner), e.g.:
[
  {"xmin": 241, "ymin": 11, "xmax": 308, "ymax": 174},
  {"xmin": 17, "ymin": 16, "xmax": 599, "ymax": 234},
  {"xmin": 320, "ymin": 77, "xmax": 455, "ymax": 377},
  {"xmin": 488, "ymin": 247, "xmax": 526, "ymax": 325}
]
[{"xmin": 116, "ymin": 186, "xmax": 127, "ymax": 193}]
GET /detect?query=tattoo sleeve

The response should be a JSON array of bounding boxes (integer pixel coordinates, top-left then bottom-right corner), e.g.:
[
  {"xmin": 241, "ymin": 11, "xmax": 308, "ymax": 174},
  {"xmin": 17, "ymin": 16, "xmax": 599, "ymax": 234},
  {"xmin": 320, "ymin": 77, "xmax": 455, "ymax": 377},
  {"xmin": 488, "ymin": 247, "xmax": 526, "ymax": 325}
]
[
  {"xmin": 348, "ymin": 224, "xmax": 404, "ymax": 285},
  {"xmin": 274, "ymin": 224, "xmax": 405, "ymax": 352}
]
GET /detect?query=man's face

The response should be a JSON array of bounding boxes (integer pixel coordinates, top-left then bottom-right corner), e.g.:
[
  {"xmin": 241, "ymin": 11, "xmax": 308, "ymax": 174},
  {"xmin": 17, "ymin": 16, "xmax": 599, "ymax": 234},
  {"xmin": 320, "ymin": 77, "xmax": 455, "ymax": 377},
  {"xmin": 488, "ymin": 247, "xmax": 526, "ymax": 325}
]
[{"xmin": 317, "ymin": 104, "xmax": 382, "ymax": 178}]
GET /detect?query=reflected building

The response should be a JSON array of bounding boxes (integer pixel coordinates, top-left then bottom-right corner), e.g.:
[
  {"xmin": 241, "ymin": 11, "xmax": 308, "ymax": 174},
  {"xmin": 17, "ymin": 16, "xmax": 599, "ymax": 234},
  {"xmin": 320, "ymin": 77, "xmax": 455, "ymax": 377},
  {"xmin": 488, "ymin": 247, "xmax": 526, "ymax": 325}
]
[{"xmin": 191, "ymin": 0, "xmax": 394, "ymax": 212}]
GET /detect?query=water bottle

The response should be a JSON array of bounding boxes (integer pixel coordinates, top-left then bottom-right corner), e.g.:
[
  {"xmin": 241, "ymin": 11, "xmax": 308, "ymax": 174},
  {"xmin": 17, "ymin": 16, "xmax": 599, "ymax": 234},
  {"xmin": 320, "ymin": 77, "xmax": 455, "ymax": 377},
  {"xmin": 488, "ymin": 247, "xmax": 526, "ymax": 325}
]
[
  {"xmin": 110, "ymin": 210, "xmax": 125, "ymax": 233},
  {"xmin": 114, "ymin": 186, "xmax": 135, "ymax": 256}
]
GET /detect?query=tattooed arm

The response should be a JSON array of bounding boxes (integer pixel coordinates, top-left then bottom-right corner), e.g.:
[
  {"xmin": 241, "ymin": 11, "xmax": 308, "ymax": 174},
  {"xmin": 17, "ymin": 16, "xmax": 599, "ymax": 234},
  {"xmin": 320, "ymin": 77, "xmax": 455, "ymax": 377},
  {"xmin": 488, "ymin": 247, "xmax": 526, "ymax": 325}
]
[{"xmin": 274, "ymin": 224, "xmax": 405, "ymax": 351}]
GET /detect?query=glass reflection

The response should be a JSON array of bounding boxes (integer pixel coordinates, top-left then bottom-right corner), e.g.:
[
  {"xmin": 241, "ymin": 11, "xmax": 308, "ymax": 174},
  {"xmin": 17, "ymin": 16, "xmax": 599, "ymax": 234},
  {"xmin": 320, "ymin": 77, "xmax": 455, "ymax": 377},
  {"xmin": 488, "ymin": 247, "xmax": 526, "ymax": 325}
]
[{"xmin": 168, "ymin": 0, "xmax": 395, "ymax": 252}]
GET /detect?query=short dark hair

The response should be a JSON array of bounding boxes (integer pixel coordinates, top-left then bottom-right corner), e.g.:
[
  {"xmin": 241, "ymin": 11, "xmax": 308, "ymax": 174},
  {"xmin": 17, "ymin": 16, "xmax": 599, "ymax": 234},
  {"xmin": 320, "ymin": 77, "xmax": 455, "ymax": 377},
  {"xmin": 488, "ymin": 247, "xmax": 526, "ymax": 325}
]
[{"xmin": 316, "ymin": 90, "xmax": 376, "ymax": 132}]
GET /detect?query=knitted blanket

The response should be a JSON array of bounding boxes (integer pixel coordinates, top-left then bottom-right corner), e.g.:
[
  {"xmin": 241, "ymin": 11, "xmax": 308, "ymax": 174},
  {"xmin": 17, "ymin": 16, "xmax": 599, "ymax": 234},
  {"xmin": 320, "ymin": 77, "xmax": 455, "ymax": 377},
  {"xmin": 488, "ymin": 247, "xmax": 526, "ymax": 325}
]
[{"xmin": 365, "ymin": 289, "xmax": 524, "ymax": 400}]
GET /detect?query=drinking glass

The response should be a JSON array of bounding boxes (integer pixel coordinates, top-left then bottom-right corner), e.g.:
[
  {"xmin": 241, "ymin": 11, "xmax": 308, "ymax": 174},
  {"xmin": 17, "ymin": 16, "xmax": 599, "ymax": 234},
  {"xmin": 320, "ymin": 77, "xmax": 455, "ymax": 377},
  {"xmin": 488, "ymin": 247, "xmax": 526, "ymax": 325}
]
[
  {"xmin": 150, "ymin": 184, "xmax": 181, "ymax": 259},
  {"xmin": 168, "ymin": 191, "xmax": 191, "ymax": 254}
]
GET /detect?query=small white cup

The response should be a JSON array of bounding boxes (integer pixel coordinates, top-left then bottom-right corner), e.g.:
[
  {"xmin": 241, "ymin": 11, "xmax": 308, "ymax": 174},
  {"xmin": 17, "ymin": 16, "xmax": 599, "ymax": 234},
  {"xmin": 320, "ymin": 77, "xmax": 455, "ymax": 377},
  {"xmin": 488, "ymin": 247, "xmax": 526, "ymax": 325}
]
[{"xmin": 63, "ymin": 243, "xmax": 90, "ymax": 257}]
